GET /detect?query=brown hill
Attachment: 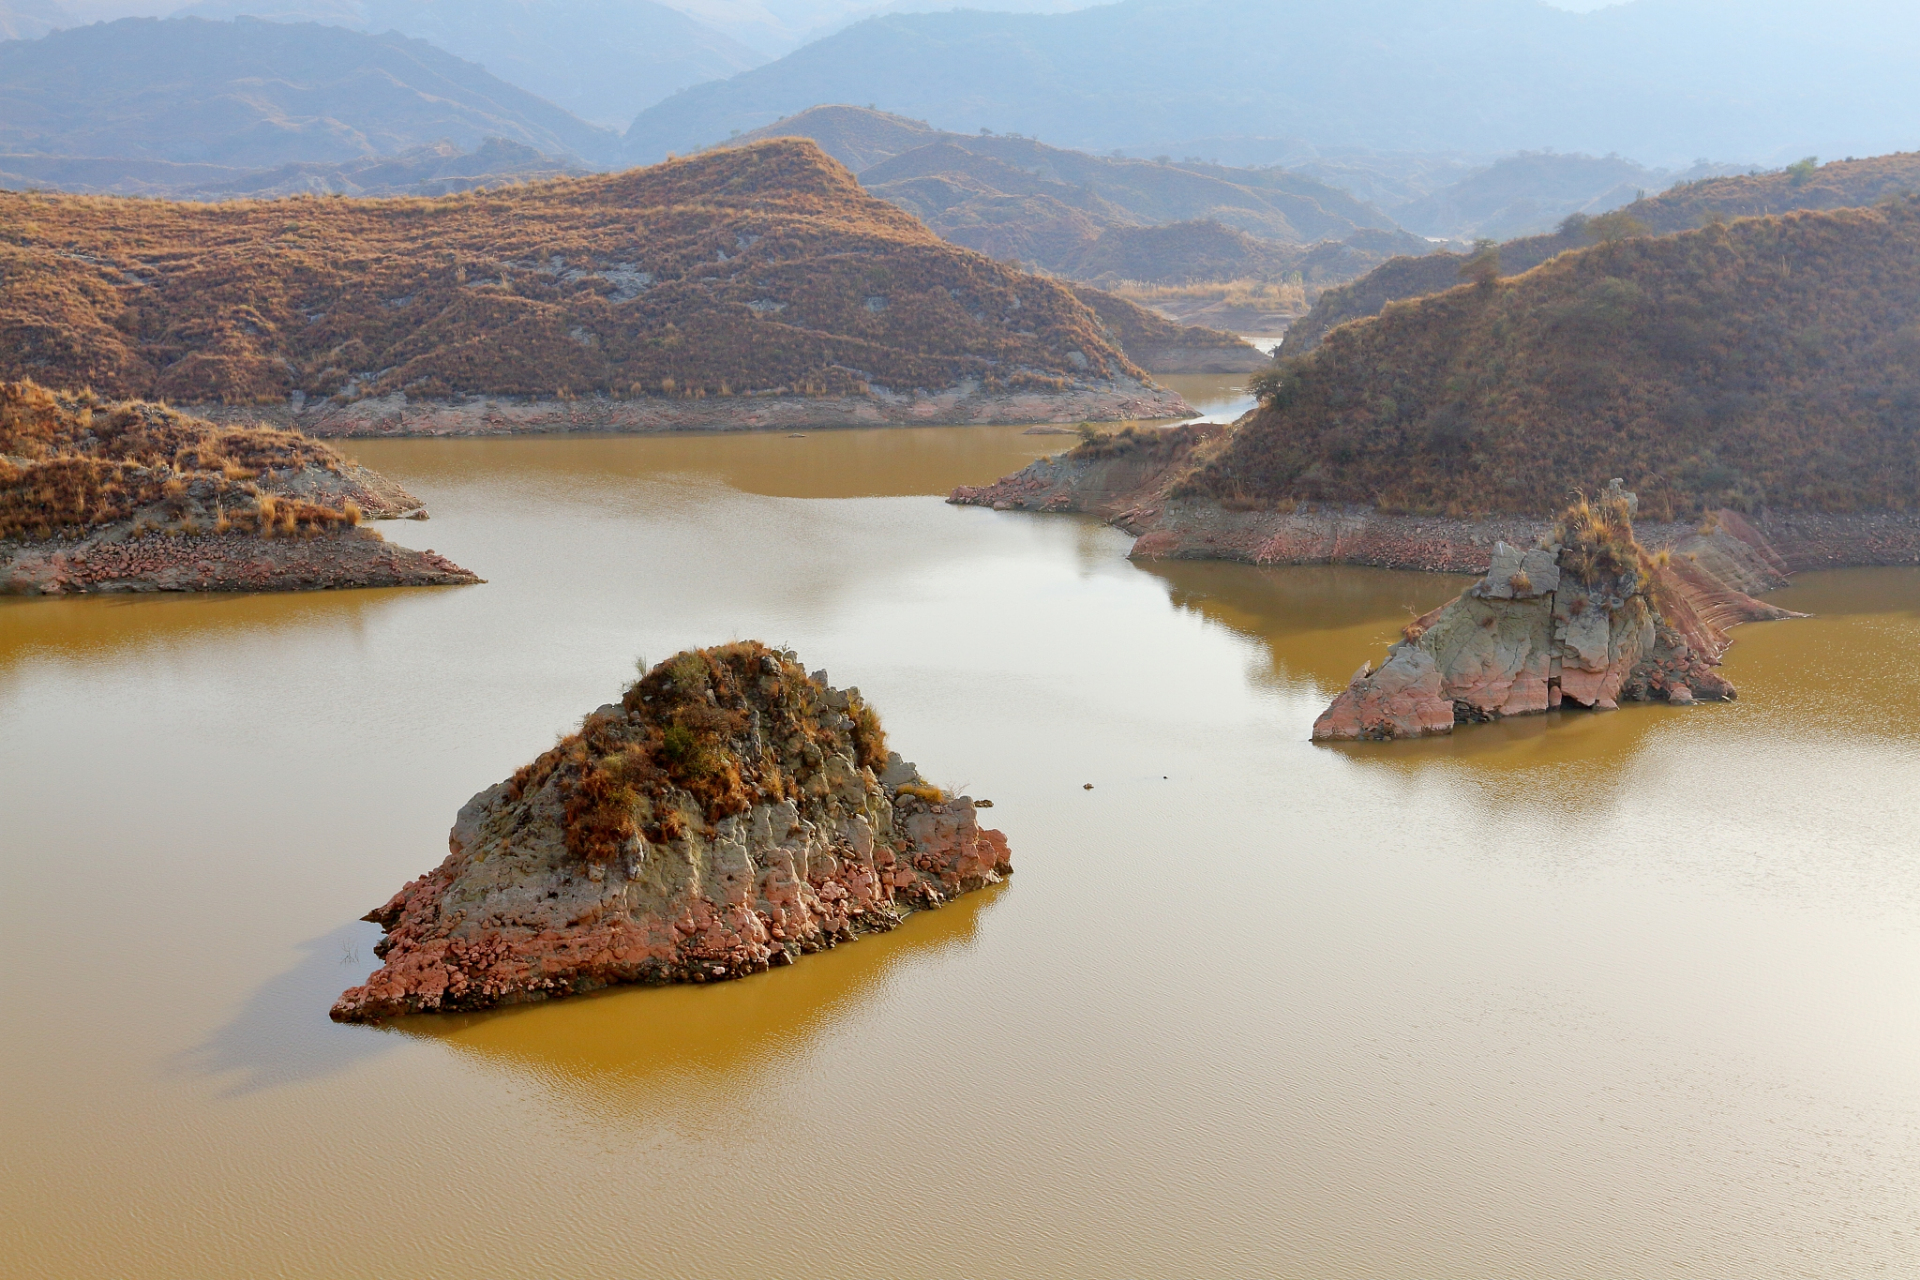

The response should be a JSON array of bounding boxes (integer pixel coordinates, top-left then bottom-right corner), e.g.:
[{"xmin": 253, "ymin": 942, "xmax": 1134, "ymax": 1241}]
[
  {"xmin": 1282, "ymin": 152, "xmax": 1920, "ymax": 357},
  {"xmin": 1186, "ymin": 201, "xmax": 1920, "ymax": 517},
  {"xmin": 0, "ymin": 139, "xmax": 1157, "ymax": 409},
  {"xmin": 1066, "ymin": 285, "xmax": 1267, "ymax": 374},
  {"xmin": 0, "ymin": 379, "xmax": 477, "ymax": 592}
]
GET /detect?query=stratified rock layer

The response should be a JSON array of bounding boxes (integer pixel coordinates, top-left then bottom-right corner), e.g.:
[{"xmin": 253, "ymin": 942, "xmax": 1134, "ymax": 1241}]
[
  {"xmin": 1313, "ymin": 486, "xmax": 1801, "ymax": 741},
  {"xmin": 332, "ymin": 644, "xmax": 1011, "ymax": 1021}
]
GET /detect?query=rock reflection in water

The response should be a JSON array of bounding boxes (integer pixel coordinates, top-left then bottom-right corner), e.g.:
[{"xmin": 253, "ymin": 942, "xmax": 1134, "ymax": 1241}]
[{"xmin": 397, "ymin": 883, "xmax": 1005, "ymax": 1105}]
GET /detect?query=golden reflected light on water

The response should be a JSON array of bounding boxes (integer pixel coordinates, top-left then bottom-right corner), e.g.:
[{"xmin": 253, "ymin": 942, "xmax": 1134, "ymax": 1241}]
[{"xmin": 4, "ymin": 392, "xmax": 1919, "ymax": 1278}]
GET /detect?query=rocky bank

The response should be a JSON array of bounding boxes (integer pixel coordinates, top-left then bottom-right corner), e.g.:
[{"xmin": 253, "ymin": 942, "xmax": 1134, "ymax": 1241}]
[
  {"xmin": 950, "ymin": 427, "xmax": 1920, "ymax": 575},
  {"xmin": 1, "ymin": 381, "xmax": 478, "ymax": 594},
  {"xmin": 198, "ymin": 379, "xmax": 1192, "ymax": 439},
  {"xmin": 1312, "ymin": 486, "xmax": 1800, "ymax": 741},
  {"xmin": 332, "ymin": 644, "xmax": 1012, "ymax": 1021}
]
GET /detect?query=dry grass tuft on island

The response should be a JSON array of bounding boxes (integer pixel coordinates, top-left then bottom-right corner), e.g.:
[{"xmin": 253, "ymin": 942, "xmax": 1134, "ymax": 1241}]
[
  {"xmin": 0, "ymin": 140, "xmax": 1188, "ymax": 433},
  {"xmin": 0, "ymin": 380, "xmax": 477, "ymax": 593}
]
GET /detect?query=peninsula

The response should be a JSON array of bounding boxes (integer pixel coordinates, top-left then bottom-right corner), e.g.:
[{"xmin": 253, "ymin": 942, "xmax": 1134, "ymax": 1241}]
[
  {"xmin": 955, "ymin": 201, "xmax": 1920, "ymax": 574},
  {"xmin": 0, "ymin": 380, "xmax": 476, "ymax": 594},
  {"xmin": 333, "ymin": 644, "xmax": 1011, "ymax": 1021}
]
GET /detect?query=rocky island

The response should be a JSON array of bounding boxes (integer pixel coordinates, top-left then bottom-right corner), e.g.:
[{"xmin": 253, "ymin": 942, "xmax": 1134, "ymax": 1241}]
[
  {"xmin": 0, "ymin": 140, "xmax": 1190, "ymax": 434},
  {"xmin": 332, "ymin": 643, "xmax": 1011, "ymax": 1021},
  {"xmin": 0, "ymin": 380, "xmax": 476, "ymax": 594},
  {"xmin": 1313, "ymin": 486, "xmax": 1798, "ymax": 740}
]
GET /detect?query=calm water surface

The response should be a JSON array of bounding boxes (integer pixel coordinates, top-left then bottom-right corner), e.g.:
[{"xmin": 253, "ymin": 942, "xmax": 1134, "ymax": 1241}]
[{"xmin": 4, "ymin": 389, "xmax": 1919, "ymax": 1278}]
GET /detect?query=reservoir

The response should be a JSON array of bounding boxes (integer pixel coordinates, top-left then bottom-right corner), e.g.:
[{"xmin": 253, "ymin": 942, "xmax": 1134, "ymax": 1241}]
[{"xmin": 4, "ymin": 378, "xmax": 1919, "ymax": 1278}]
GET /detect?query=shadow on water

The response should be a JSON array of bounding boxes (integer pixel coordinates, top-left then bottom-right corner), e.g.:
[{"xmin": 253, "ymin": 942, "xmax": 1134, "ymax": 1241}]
[
  {"xmin": 389, "ymin": 881, "xmax": 1008, "ymax": 1107},
  {"xmin": 176, "ymin": 918, "xmax": 396, "ymax": 1097}
]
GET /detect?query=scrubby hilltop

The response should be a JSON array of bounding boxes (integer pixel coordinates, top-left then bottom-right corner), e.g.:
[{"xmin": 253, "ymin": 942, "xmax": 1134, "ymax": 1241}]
[
  {"xmin": 1284, "ymin": 153, "xmax": 1920, "ymax": 356},
  {"xmin": 1194, "ymin": 202, "xmax": 1920, "ymax": 518},
  {"xmin": 0, "ymin": 140, "xmax": 1186, "ymax": 429}
]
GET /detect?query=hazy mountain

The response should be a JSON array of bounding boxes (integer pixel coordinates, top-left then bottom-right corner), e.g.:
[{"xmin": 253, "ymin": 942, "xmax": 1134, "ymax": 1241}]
[
  {"xmin": 725, "ymin": 106, "xmax": 1407, "ymax": 279},
  {"xmin": 0, "ymin": 137, "xmax": 587, "ymax": 198},
  {"xmin": 0, "ymin": 0, "xmax": 69, "ymax": 37},
  {"xmin": 1392, "ymin": 152, "xmax": 1747, "ymax": 241},
  {"xmin": 0, "ymin": 17, "xmax": 617, "ymax": 166},
  {"xmin": 664, "ymin": 0, "xmax": 1097, "ymax": 58},
  {"xmin": 176, "ymin": 0, "xmax": 766, "ymax": 127},
  {"xmin": 623, "ymin": 0, "xmax": 1920, "ymax": 168}
]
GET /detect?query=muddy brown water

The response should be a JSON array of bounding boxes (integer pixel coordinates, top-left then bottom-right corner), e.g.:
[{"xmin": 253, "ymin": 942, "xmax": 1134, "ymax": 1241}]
[{"xmin": 4, "ymin": 379, "xmax": 1919, "ymax": 1278}]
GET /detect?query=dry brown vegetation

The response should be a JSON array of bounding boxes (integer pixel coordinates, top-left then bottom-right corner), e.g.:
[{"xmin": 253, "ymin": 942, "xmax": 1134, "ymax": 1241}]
[
  {"xmin": 1283, "ymin": 152, "xmax": 1920, "ymax": 359},
  {"xmin": 0, "ymin": 379, "xmax": 361, "ymax": 539},
  {"xmin": 1065, "ymin": 284, "xmax": 1258, "ymax": 355},
  {"xmin": 1187, "ymin": 202, "xmax": 1920, "ymax": 516},
  {"xmin": 506, "ymin": 643, "xmax": 888, "ymax": 866},
  {"xmin": 0, "ymin": 139, "xmax": 1145, "ymax": 407}
]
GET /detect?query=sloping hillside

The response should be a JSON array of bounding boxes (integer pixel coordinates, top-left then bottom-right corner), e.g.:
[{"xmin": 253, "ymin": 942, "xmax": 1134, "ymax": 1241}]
[
  {"xmin": 0, "ymin": 16, "xmax": 617, "ymax": 166},
  {"xmin": 1067, "ymin": 285, "xmax": 1266, "ymax": 373},
  {"xmin": 0, "ymin": 139, "xmax": 1155, "ymax": 408},
  {"xmin": 1188, "ymin": 202, "xmax": 1920, "ymax": 517},
  {"xmin": 1281, "ymin": 152, "xmax": 1920, "ymax": 357},
  {"xmin": 0, "ymin": 139, "xmax": 587, "ymax": 200},
  {"xmin": 734, "ymin": 106, "xmax": 1395, "ymax": 247},
  {"xmin": 1390, "ymin": 152, "xmax": 1719, "ymax": 241},
  {"xmin": 176, "ymin": 0, "xmax": 767, "ymax": 127},
  {"xmin": 1057, "ymin": 220, "xmax": 1298, "ymax": 286},
  {"xmin": 621, "ymin": 0, "xmax": 1920, "ymax": 167}
]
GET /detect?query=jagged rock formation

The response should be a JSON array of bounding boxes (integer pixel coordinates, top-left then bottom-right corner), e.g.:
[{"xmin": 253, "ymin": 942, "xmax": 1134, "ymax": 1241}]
[
  {"xmin": 332, "ymin": 643, "xmax": 1012, "ymax": 1021},
  {"xmin": 0, "ymin": 380, "xmax": 478, "ymax": 594},
  {"xmin": 1313, "ymin": 486, "xmax": 1800, "ymax": 741}
]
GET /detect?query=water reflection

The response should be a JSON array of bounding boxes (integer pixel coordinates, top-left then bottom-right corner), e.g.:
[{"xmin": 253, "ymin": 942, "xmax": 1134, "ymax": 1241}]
[
  {"xmin": 1137, "ymin": 558, "xmax": 1469, "ymax": 693},
  {"xmin": 396, "ymin": 883, "xmax": 1005, "ymax": 1105}
]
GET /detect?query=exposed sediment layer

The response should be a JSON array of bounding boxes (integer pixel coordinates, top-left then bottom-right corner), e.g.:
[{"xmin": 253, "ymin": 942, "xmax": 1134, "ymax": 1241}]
[
  {"xmin": 2, "ymin": 527, "xmax": 478, "ymax": 595},
  {"xmin": 200, "ymin": 380, "xmax": 1193, "ymax": 439},
  {"xmin": 951, "ymin": 440, "xmax": 1920, "ymax": 574},
  {"xmin": 333, "ymin": 644, "xmax": 1011, "ymax": 1022},
  {"xmin": 1313, "ymin": 488, "xmax": 1801, "ymax": 741}
]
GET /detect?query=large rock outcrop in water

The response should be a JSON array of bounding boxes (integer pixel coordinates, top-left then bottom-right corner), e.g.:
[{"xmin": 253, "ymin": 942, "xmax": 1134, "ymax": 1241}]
[
  {"xmin": 332, "ymin": 643, "xmax": 1011, "ymax": 1022},
  {"xmin": 1314, "ymin": 486, "xmax": 1801, "ymax": 741}
]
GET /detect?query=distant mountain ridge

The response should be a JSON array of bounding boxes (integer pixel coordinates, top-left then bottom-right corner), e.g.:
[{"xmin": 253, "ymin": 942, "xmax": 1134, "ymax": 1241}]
[
  {"xmin": 0, "ymin": 137, "xmax": 587, "ymax": 199},
  {"xmin": 0, "ymin": 16, "xmax": 619, "ymax": 165},
  {"xmin": 722, "ymin": 106, "xmax": 1424, "ymax": 288},
  {"xmin": 175, "ymin": 0, "xmax": 767, "ymax": 127},
  {"xmin": 622, "ymin": 0, "xmax": 1920, "ymax": 168}
]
